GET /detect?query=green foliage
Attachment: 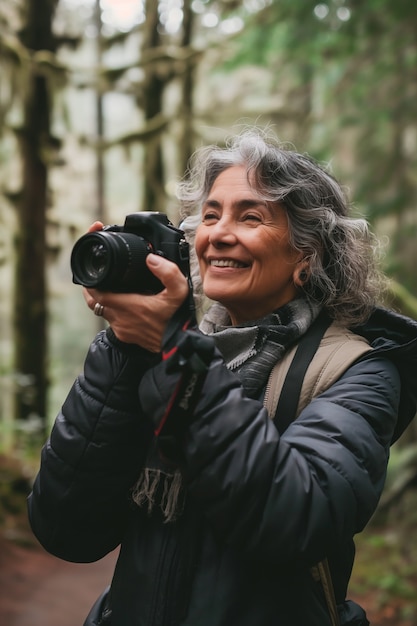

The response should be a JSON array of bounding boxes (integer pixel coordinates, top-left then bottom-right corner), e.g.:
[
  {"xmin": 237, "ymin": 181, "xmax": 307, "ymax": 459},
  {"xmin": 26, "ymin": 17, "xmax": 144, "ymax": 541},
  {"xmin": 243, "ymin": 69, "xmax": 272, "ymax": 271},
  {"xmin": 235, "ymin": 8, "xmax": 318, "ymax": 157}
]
[
  {"xmin": 385, "ymin": 281, "xmax": 417, "ymax": 320},
  {"xmin": 351, "ymin": 522, "xmax": 417, "ymax": 619},
  {"xmin": 222, "ymin": 18, "xmax": 288, "ymax": 68}
]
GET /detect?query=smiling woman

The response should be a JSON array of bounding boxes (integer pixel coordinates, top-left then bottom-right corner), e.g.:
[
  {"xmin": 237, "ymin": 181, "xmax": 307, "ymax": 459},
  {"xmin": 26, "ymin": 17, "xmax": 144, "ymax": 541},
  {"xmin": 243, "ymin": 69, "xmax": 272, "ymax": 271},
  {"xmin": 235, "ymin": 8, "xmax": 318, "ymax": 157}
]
[{"xmin": 28, "ymin": 128, "xmax": 417, "ymax": 626}]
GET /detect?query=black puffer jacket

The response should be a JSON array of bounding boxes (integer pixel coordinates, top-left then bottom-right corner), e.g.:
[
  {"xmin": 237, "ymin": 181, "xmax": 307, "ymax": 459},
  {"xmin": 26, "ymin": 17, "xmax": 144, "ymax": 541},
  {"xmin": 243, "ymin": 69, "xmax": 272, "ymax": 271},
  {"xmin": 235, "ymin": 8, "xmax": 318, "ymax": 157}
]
[{"xmin": 28, "ymin": 308, "xmax": 417, "ymax": 626}]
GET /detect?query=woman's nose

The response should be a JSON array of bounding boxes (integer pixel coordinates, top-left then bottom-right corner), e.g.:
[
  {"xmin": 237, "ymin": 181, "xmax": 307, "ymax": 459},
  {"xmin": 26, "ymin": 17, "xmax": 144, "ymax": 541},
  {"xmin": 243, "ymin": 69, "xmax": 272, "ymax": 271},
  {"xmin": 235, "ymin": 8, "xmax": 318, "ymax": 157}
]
[{"xmin": 208, "ymin": 216, "xmax": 237, "ymax": 247}]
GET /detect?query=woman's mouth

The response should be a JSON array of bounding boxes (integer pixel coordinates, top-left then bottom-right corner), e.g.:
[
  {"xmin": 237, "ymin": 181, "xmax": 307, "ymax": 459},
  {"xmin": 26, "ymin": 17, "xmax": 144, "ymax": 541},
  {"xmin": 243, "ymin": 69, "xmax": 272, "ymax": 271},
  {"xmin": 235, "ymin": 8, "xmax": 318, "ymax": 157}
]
[{"xmin": 209, "ymin": 259, "xmax": 249, "ymax": 269}]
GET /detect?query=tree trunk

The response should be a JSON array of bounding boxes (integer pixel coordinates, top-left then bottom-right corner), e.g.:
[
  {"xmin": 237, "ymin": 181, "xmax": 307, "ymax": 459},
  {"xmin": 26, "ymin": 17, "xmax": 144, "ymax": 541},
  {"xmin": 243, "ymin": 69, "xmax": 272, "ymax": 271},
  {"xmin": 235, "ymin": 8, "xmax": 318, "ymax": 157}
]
[
  {"xmin": 141, "ymin": 0, "xmax": 166, "ymax": 214},
  {"xmin": 14, "ymin": 0, "xmax": 58, "ymax": 428},
  {"xmin": 178, "ymin": 0, "xmax": 195, "ymax": 175},
  {"xmin": 94, "ymin": 0, "xmax": 106, "ymax": 224}
]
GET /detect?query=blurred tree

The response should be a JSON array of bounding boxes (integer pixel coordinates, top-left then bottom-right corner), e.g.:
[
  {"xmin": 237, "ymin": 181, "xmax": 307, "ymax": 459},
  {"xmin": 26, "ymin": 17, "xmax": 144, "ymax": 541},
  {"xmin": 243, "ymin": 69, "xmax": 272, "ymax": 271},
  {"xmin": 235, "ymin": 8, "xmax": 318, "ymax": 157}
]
[
  {"xmin": 140, "ymin": 0, "xmax": 167, "ymax": 213},
  {"xmin": 13, "ymin": 0, "xmax": 61, "ymax": 428},
  {"xmin": 139, "ymin": 0, "xmax": 198, "ymax": 211},
  {"xmin": 75, "ymin": 1, "xmax": 203, "ymax": 216},
  {"xmin": 177, "ymin": 0, "xmax": 196, "ymax": 175},
  {"xmin": 94, "ymin": 0, "xmax": 105, "ymax": 224}
]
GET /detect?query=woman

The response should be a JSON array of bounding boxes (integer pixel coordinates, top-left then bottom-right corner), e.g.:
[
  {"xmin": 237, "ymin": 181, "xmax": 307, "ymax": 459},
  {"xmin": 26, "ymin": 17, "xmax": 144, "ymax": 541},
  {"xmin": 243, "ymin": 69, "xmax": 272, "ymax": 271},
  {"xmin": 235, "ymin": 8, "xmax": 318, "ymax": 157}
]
[{"xmin": 28, "ymin": 130, "xmax": 417, "ymax": 626}]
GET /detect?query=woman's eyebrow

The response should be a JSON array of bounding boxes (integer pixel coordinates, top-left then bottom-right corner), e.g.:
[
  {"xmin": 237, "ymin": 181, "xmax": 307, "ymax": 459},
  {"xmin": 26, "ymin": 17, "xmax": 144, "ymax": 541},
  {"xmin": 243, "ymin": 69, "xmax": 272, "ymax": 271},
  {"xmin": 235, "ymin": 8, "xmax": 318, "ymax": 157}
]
[
  {"xmin": 203, "ymin": 198, "xmax": 221, "ymax": 208},
  {"xmin": 235, "ymin": 199, "xmax": 267, "ymax": 209},
  {"xmin": 203, "ymin": 198, "xmax": 267, "ymax": 209}
]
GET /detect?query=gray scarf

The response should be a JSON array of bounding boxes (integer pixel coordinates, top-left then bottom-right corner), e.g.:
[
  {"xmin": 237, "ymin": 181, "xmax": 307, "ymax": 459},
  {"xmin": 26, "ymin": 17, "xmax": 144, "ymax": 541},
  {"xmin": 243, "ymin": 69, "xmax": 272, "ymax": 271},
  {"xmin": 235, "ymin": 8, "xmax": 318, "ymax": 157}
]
[
  {"xmin": 132, "ymin": 297, "xmax": 321, "ymax": 521},
  {"xmin": 200, "ymin": 298, "xmax": 320, "ymax": 399}
]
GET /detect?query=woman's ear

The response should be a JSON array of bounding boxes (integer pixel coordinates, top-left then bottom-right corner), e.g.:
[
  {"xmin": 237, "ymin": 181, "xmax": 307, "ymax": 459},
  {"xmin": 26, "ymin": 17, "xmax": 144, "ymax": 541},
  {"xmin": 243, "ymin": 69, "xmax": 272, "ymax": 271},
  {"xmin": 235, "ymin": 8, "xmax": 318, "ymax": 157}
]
[{"xmin": 293, "ymin": 261, "xmax": 310, "ymax": 287}]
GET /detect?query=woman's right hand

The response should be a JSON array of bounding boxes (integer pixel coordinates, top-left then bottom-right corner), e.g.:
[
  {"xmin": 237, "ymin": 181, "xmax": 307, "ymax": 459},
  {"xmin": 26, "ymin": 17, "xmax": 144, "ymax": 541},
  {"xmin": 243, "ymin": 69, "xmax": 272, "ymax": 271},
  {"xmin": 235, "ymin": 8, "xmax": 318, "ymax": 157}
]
[{"xmin": 81, "ymin": 221, "xmax": 190, "ymax": 352}]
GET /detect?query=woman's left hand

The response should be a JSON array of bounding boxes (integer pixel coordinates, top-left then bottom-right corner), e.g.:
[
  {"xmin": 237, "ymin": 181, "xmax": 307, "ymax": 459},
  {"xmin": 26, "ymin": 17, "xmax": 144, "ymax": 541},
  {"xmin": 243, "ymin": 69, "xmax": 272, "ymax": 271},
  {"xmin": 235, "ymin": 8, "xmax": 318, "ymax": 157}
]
[{"xmin": 83, "ymin": 253, "xmax": 190, "ymax": 352}]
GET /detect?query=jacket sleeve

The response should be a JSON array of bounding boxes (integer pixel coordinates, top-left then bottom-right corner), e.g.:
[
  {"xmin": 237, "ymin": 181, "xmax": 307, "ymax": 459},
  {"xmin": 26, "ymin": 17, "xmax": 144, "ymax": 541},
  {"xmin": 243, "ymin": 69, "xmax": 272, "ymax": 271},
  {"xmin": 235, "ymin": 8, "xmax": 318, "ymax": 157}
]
[
  {"xmin": 28, "ymin": 328, "xmax": 158, "ymax": 563},
  {"xmin": 140, "ymin": 341, "xmax": 400, "ymax": 567}
]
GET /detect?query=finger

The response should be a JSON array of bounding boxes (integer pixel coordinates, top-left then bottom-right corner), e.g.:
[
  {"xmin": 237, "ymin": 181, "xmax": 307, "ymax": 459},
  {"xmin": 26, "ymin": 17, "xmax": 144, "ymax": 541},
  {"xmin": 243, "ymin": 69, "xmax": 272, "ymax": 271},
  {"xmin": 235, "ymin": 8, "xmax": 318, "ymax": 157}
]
[{"xmin": 88, "ymin": 221, "xmax": 104, "ymax": 233}]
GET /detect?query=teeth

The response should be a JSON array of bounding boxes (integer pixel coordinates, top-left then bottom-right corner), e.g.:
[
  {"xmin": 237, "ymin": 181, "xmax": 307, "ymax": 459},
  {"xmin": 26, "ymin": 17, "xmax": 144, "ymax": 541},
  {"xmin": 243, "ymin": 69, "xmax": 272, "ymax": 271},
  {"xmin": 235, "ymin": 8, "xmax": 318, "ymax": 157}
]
[{"xmin": 210, "ymin": 259, "xmax": 246, "ymax": 268}]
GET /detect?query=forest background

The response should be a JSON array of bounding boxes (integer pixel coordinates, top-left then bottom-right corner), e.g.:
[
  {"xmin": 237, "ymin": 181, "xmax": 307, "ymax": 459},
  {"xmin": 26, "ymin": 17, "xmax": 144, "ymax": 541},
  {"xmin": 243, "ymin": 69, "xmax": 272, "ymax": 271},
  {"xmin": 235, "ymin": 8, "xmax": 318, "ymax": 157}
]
[{"xmin": 1, "ymin": 0, "xmax": 417, "ymax": 623}]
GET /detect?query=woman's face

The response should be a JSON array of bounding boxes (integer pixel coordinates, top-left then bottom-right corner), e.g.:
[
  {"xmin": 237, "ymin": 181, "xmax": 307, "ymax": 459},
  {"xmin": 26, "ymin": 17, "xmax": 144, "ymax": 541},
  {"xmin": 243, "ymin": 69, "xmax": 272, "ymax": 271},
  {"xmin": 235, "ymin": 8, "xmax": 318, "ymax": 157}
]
[{"xmin": 195, "ymin": 165, "xmax": 302, "ymax": 325}]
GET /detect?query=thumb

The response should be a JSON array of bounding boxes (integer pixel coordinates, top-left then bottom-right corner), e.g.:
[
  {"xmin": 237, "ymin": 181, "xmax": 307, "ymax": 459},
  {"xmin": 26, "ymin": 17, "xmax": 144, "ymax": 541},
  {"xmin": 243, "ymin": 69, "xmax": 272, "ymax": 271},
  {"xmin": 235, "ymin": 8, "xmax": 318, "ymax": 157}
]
[{"xmin": 146, "ymin": 253, "xmax": 188, "ymax": 296}]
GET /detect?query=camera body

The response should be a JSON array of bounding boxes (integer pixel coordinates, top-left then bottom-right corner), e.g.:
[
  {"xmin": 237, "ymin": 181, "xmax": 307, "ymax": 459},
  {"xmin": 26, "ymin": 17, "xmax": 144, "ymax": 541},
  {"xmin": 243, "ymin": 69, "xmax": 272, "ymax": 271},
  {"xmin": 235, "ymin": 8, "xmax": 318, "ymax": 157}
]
[{"xmin": 71, "ymin": 212, "xmax": 191, "ymax": 294}]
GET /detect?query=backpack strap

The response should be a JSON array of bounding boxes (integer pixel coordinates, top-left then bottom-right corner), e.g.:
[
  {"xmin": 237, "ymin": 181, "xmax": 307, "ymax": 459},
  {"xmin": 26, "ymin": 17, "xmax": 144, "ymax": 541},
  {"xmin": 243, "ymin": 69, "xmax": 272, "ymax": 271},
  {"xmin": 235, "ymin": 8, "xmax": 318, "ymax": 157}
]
[
  {"xmin": 268, "ymin": 312, "xmax": 332, "ymax": 434},
  {"xmin": 263, "ymin": 315, "xmax": 373, "ymax": 626},
  {"xmin": 265, "ymin": 317, "xmax": 372, "ymax": 433}
]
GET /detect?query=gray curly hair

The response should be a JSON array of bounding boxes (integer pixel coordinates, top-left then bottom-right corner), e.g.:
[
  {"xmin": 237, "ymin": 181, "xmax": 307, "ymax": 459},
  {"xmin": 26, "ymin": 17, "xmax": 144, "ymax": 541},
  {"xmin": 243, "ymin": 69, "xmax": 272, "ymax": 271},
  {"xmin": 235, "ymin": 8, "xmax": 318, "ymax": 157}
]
[{"xmin": 177, "ymin": 129, "xmax": 385, "ymax": 325}]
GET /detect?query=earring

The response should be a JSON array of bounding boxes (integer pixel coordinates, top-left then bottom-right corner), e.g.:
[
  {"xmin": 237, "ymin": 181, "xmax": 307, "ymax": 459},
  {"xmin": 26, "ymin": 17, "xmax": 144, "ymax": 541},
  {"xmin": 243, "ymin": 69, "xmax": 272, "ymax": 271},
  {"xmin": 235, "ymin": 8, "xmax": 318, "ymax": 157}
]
[{"xmin": 299, "ymin": 269, "xmax": 308, "ymax": 283}]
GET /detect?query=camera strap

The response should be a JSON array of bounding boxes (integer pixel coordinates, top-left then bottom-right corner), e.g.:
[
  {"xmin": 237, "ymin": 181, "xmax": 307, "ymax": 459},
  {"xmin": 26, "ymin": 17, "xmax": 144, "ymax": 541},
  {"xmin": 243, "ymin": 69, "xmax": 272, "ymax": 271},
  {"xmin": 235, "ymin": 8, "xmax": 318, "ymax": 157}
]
[
  {"xmin": 154, "ymin": 299, "xmax": 214, "ymax": 460},
  {"xmin": 162, "ymin": 277, "xmax": 197, "ymax": 350}
]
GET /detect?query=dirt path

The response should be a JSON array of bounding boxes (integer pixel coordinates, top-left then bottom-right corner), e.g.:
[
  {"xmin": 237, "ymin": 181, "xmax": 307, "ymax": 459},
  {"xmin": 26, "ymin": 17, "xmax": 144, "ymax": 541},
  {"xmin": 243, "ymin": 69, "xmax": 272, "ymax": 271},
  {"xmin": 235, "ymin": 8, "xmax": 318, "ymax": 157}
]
[{"xmin": 0, "ymin": 536, "xmax": 117, "ymax": 626}]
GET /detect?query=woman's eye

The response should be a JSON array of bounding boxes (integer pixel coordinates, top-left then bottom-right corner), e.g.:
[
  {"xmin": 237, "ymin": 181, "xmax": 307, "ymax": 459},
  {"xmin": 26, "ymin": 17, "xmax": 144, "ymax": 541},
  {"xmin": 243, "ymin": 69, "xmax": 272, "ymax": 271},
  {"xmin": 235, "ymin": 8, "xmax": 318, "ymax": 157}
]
[
  {"xmin": 242, "ymin": 213, "xmax": 262, "ymax": 223},
  {"xmin": 202, "ymin": 212, "xmax": 219, "ymax": 222}
]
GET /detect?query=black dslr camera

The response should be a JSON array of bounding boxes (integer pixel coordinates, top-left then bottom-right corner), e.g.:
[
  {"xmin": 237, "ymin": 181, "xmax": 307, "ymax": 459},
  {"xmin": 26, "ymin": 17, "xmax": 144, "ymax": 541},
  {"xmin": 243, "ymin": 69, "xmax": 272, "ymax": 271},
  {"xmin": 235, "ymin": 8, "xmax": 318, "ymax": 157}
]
[{"xmin": 71, "ymin": 212, "xmax": 191, "ymax": 294}]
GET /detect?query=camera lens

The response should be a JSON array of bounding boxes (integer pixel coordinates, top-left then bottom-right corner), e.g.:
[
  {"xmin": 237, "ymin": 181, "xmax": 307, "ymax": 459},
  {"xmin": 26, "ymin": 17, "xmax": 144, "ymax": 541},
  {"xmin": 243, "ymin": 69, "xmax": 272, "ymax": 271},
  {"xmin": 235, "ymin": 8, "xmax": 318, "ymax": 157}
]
[
  {"xmin": 71, "ymin": 230, "xmax": 162, "ymax": 293},
  {"xmin": 78, "ymin": 241, "xmax": 109, "ymax": 282},
  {"xmin": 71, "ymin": 232, "xmax": 119, "ymax": 288}
]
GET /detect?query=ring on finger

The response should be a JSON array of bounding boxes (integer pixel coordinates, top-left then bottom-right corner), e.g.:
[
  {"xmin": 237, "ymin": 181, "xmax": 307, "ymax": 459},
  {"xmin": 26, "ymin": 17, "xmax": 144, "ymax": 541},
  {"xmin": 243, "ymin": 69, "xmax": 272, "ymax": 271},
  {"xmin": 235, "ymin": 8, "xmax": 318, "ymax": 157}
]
[{"xmin": 93, "ymin": 302, "xmax": 104, "ymax": 317}]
